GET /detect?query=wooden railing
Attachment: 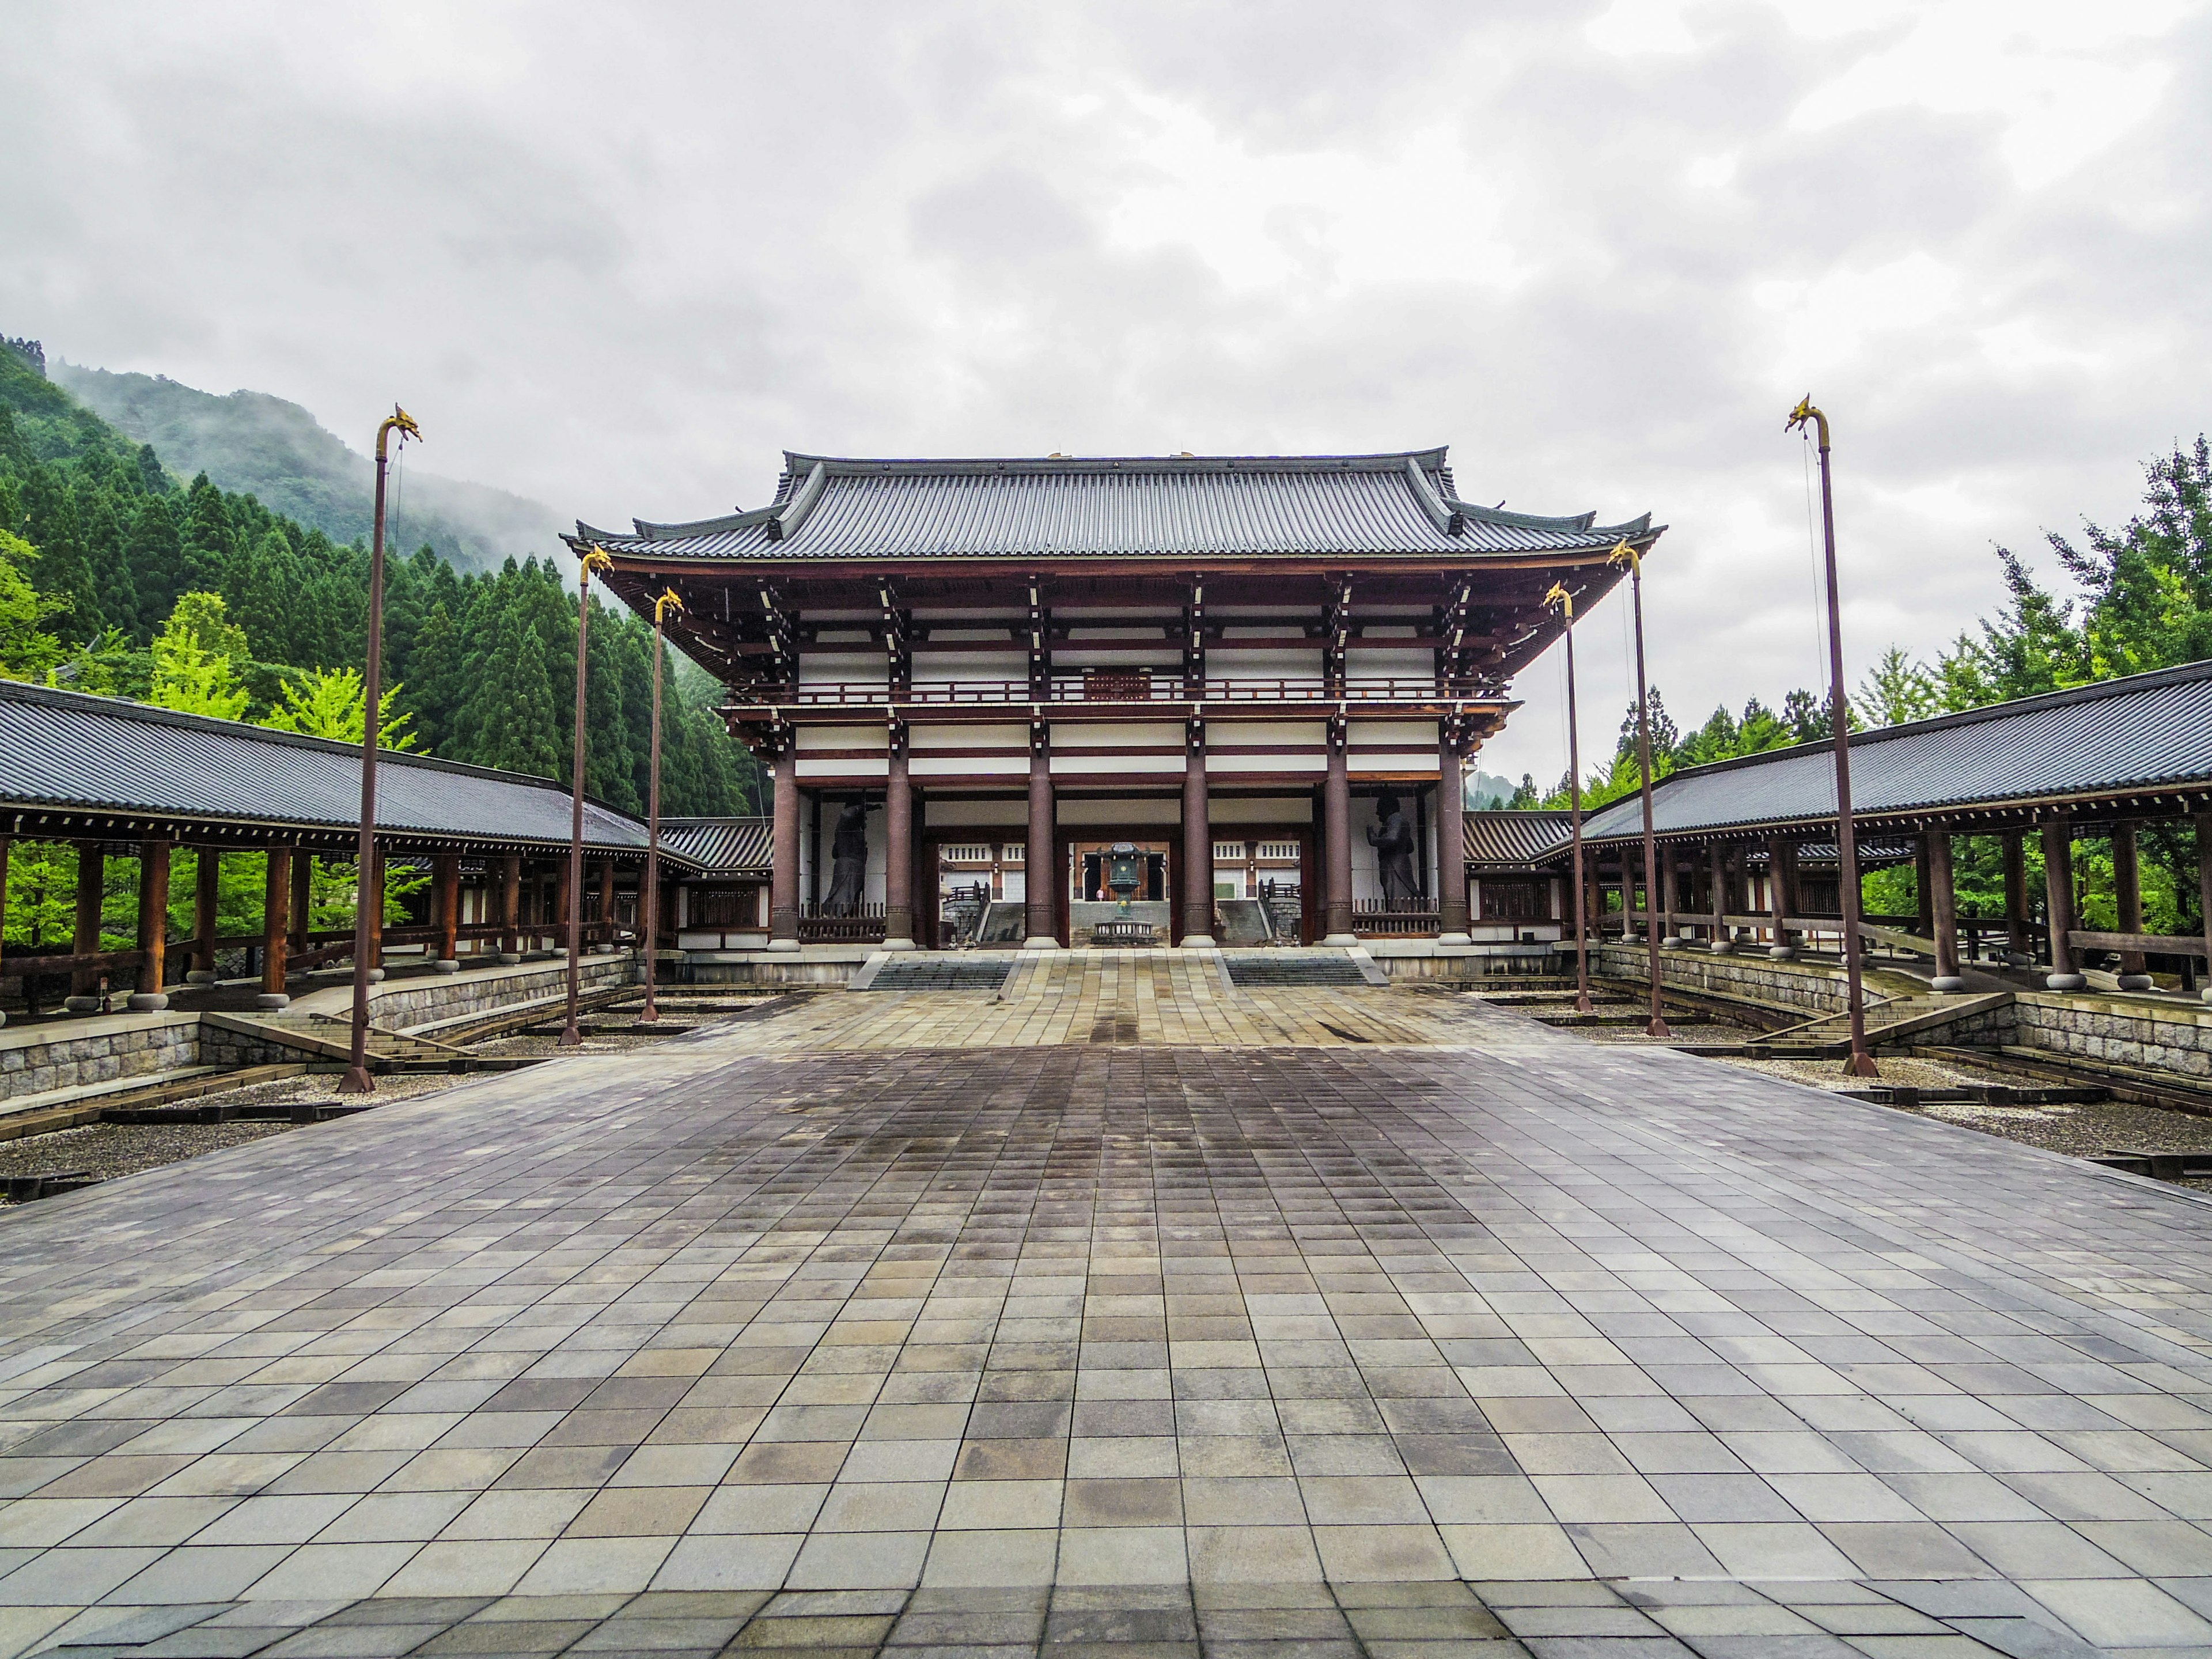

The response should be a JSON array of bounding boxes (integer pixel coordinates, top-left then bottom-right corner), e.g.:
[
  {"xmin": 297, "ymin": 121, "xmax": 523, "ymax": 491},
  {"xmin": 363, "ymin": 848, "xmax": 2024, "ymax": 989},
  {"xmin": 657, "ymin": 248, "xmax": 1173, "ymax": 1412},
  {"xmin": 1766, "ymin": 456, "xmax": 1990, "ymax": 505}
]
[
  {"xmin": 799, "ymin": 902, "xmax": 887, "ymax": 944},
  {"xmin": 755, "ymin": 676, "xmax": 1467, "ymax": 709},
  {"xmin": 1352, "ymin": 898, "xmax": 1441, "ymax": 938}
]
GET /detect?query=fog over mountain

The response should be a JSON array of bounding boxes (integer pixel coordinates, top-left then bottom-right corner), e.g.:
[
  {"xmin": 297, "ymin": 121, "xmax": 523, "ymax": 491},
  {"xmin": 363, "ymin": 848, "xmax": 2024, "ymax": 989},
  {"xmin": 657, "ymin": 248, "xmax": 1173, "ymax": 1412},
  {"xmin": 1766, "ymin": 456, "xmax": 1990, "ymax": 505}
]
[{"xmin": 52, "ymin": 363, "xmax": 564, "ymax": 573}]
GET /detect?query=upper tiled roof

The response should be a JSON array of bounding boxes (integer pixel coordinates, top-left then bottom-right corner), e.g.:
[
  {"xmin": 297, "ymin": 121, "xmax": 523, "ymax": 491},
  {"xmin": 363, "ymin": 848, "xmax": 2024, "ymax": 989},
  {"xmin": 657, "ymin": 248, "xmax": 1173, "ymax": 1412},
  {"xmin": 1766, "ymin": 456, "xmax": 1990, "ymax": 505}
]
[
  {"xmin": 0, "ymin": 680, "xmax": 695, "ymax": 861},
  {"xmin": 1577, "ymin": 660, "xmax": 2212, "ymax": 842},
  {"xmin": 574, "ymin": 449, "xmax": 1657, "ymax": 563},
  {"xmin": 1463, "ymin": 810, "xmax": 1573, "ymax": 868},
  {"xmin": 658, "ymin": 817, "xmax": 771, "ymax": 874}
]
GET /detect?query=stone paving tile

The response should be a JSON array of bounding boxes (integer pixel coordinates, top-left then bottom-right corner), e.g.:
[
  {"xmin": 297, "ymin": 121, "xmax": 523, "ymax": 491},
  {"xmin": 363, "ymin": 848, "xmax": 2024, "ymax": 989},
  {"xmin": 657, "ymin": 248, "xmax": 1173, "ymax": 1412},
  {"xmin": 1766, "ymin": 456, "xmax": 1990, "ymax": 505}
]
[{"xmin": 2, "ymin": 987, "xmax": 2211, "ymax": 1653}]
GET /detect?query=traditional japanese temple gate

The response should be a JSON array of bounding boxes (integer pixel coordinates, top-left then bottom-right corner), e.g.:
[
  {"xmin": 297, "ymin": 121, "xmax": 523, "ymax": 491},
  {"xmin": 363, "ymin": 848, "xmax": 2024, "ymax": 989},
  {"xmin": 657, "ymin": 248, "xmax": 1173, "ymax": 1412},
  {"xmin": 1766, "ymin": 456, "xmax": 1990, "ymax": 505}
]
[
  {"xmin": 0, "ymin": 683, "xmax": 690, "ymax": 1016},
  {"xmin": 579, "ymin": 449, "xmax": 1658, "ymax": 950}
]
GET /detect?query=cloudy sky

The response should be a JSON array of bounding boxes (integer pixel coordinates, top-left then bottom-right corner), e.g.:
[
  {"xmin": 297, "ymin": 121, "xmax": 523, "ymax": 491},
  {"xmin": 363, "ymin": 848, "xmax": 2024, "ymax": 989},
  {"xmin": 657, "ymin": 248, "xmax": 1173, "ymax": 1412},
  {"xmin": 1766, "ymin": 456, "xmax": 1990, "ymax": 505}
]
[{"xmin": 5, "ymin": 0, "xmax": 2206, "ymax": 784}]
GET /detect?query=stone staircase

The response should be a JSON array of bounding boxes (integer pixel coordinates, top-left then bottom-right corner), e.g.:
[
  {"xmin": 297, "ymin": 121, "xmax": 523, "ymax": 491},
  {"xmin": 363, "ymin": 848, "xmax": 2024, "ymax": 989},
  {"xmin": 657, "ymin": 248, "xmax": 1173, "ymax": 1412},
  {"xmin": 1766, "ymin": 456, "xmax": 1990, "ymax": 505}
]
[{"xmin": 1683, "ymin": 989, "xmax": 2014, "ymax": 1059}]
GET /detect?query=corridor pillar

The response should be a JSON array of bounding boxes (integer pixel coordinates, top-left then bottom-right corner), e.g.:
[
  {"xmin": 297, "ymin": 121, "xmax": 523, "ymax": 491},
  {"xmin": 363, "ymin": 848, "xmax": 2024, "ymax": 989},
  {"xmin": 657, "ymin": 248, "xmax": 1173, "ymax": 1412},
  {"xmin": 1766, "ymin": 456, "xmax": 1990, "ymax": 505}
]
[
  {"xmin": 2042, "ymin": 816, "xmax": 2085, "ymax": 990},
  {"xmin": 499, "ymin": 854, "xmax": 522, "ymax": 961},
  {"xmin": 884, "ymin": 729, "xmax": 916, "ymax": 950},
  {"xmin": 190, "ymin": 848, "xmax": 221, "ymax": 981},
  {"xmin": 130, "ymin": 839, "xmax": 171, "ymax": 1010},
  {"xmin": 1708, "ymin": 844, "xmax": 1730, "ymax": 953},
  {"xmin": 2113, "ymin": 821, "xmax": 2152, "ymax": 990},
  {"xmin": 261, "ymin": 847, "xmax": 292, "ymax": 1007},
  {"xmin": 433, "ymin": 854, "xmax": 460, "ymax": 965},
  {"xmin": 69, "ymin": 842, "xmax": 105, "ymax": 1006},
  {"xmin": 1181, "ymin": 721, "xmax": 1215, "ymax": 947},
  {"xmin": 1025, "ymin": 728, "xmax": 1057, "ymax": 948},
  {"xmin": 770, "ymin": 741, "xmax": 802, "ymax": 950},
  {"xmin": 1437, "ymin": 733, "xmax": 1470, "ymax": 942},
  {"xmin": 1928, "ymin": 829, "xmax": 1964, "ymax": 991},
  {"xmin": 2002, "ymin": 832, "xmax": 2029, "ymax": 959},
  {"xmin": 1321, "ymin": 720, "xmax": 1354, "ymax": 945}
]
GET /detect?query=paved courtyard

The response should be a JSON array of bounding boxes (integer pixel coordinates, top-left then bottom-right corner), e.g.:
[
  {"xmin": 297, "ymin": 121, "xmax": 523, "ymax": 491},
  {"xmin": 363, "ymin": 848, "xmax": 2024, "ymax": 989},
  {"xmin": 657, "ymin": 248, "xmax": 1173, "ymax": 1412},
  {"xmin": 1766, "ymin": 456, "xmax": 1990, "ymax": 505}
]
[{"xmin": 3, "ymin": 976, "xmax": 2212, "ymax": 1657}]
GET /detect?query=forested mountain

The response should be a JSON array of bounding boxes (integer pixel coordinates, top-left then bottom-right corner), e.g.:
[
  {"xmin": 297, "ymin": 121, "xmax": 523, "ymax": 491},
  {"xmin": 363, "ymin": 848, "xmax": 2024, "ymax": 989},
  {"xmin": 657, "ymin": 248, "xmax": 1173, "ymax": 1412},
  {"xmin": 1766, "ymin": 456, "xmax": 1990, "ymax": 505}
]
[
  {"xmin": 0, "ymin": 336, "xmax": 759, "ymax": 820},
  {"xmin": 54, "ymin": 362, "xmax": 564, "ymax": 573}
]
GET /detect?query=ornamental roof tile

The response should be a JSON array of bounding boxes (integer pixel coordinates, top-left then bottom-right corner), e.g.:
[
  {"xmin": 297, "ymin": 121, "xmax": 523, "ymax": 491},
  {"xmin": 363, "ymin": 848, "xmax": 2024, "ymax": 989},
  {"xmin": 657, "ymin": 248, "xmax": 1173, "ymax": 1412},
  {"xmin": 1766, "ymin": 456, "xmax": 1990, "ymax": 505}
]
[
  {"xmin": 657, "ymin": 817, "xmax": 771, "ymax": 874},
  {"xmin": 575, "ymin": 449, "xmax": 1656, "ymax": 563}
]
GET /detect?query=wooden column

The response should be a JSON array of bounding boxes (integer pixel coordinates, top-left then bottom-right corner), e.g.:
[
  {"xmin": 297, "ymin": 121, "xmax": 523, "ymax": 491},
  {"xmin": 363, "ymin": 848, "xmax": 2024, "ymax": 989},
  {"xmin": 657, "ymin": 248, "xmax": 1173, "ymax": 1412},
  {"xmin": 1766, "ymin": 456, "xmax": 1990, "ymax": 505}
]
[
  {"xmin": 191, "ymin": 849, "xmax": 221, "ymax": 979},
  {"xmin": 884, "ymin": 730, "xmax": 915, "ymax": 949},
  {"xmin": 1024, "ymin": 729, "xmax": 1056, "ymax": 947},
  {"xmin": 2001, "ymin": 831, "xmax": 2029, "ymax": 958},
  {"xmin": 771, "ymin": 743, "xmax": 802, "ymax": 949},
  {"xmin": 261, "ymin": 847, "xmax": 292, "ymax": 1006},
  {"xmin": 2112, "ymin": 821, "xmax": 2151, "ymax": 988},
  {"xmin": 132, "ymin": 839, "xmax": 172, "ymax": 1010},
  {"xmin": 554, "ymin": 857, "xmax": 573, "ymax": 960},
  {"xmin": 365, "ymin": 850, "xmax": 385, "ymax": 972},
  {"xmin": 2041, "ymin": 816, "xmax": 2084, "ymax": 989},
  {"xmin": 1437, "ymin": 734, "xmax": 1469, "ymax": 941},
  {"xmin": 70, "ymin": 841, "xmax": 105, "ymax": 1002},
  {"xmin": 1914, "ymin": 834, "xmax": 1936, "ymax": 942},
  {"xmin": 2196, "ymin": 811, "xmax": 2212, "ymax": 1005},
  {"xmin": 1767, "ymin": 837, "xmax": 1796, "ymax": 958},
  {"xmin": 500, "ymin": 853, "xmax": 522, "ymax": 957},
  {"xmin": 1181, "ymin": 721, "xmax": 1214, "ymax": 946},
  {"xmin": 1322, "ymin": 719, "xmax": 1353, "ymax": 944},
  {"xmin": 290, "ymin": 850, "xmax": 312, "ymax": 949},
  {"xmin": 0, "ymin": 835, "xmax": 9, "ymax": 1026},
  {"xmin": 1927, "ymin": 829, "xmax": 1963, "ymax": 990},
  {"xmin": 434, "ymin": 855, "xmax": 460, "ymax": 963},
  {"xmin": 597, "ymin": 860, "xmax": 617, "ymax": 953},
  {"xmin": 1708, "ymin": 844, "xmax": 1729, "ymax": 952}
]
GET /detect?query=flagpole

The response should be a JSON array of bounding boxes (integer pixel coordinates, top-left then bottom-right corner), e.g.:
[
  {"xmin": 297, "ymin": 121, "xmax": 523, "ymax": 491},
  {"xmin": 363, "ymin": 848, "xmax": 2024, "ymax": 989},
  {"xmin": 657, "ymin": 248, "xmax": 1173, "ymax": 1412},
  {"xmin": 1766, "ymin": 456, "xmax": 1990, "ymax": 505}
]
[
  {"xmin": 1787, "ymin": 398, "xmax": 1878, "ymax": 1077},
  {"xmin": 1546, "ymin": 582, "xmax": 1593, "ymax": 1015},
  {"xmin": 560, "ymin": 546, "xmax": 613, "ymax": 1048},
  {"xmin": 338, "ymin": 406, "xmax": 419, "ymax": 1095},
  {"xmin": 640, "ymin": 586, "xmax": 682, "ymax": 1024},
  {"xmin": 1608, "ymin": 541, "xmax": 1671, "ymax": 1039}
]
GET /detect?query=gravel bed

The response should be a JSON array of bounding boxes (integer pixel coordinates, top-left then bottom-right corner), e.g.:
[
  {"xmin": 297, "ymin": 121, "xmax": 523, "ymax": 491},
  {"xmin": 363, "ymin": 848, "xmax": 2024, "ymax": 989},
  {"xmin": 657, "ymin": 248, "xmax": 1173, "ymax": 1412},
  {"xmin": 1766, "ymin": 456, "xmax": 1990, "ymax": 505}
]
[
  {"xmin": 1716, "ymin": 1052, "xmax": 2212, "ymax": 1194},
  {"xmin": 0, "ymin": 1120, "xmax": 294, "ymax": 1195},
  {"xmin": 0, "ymin": 1073, "xmax": 474, "ymax": 1204}
]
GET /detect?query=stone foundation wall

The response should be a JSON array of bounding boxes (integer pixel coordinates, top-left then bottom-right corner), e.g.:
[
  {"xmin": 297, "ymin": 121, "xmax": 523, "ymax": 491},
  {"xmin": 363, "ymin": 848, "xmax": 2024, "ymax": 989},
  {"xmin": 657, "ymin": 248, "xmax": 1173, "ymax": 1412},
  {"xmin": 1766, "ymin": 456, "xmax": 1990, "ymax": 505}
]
[
  {"xmin": 1596, "ymin": 942, "xmax": 1881, "ymax": 1018},
  {"xmin": 0, "ymin": 1014, "xmax": 201, "ymax": 1100},
  {"xmin": 2004, "ymin": 993, "xmax": 2212, "ymax": 1081},
  {"xmin": 376, "ymin": 955, "xmax": 637, "ymax": 1030},
  {"xmin": 685, "ymin": 960, "xmax": 868, "ymax": 987},
  {"xmin": 198, "ymin": 1024, "xmax": 317, "ymax": 1069}
]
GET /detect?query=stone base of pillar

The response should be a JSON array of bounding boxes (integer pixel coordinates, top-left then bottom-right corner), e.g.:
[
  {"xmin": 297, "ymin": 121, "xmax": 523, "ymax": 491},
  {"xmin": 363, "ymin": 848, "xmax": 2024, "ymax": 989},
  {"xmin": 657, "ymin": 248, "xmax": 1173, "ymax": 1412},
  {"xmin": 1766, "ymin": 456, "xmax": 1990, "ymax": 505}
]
[
  {"xmin": 1320, "ymin": 933, "xmax": 1357, "ymax": 947},
  {"xmin": 365, "ymin": 968, "xmax": 385, "ymax": 984},
  {"xmin": 2202, "ymin": 986, "xmax": 2212, "ymax": 1005},
  {"xmin": 433, "ymin": 959, "xmax": 460, "ymax": 974},
  {"xmin": 497, "ymin": 952, "xmax": 524, "ymax": 964},
  {"xmin": 1179, "ymin": 934, "xmax": 1217, "ymax": 949},
  {"xmin": 766, "ymin": 938, "xmax": 801, "ymax": 953},
  {"xmin": 2117, "ymin": 973, "xmax": 2154, "ymax": 991},
  {"xmin": 0, "ymin": 1010, "xmax": 8, "ymax": 1029},
  {"xmin": 1023, "ymin": 935, "xmax": 1059, "ymax": 951},
  {"xmin": 256, "ymin": 992, "xmax": 291, "ymax": 1010},
  {"xmin": 2046, "ymin": 972, "xmax": 2088, "ymax": 991},
  {"xmin": 1437, "ymin": 932, "xmax": 1472, "ymax": 946},
  {"xmin": 1930, "ymin": 976, "xmax": 1967, "ymax": 993},
  {"xmin": 1768, "ymin": 944, "xmax": 1796, "ymax": 960},
  {"xmin": 1709, "ymin": 938, "xmax": 1734, "ymax": 955},
  {"xmin": 64, "ymin": 996, "xmax": 101, "ymax": 1014},
  {"xmin": 882, "ymin": 937, "xmax": 918, "ymax": 952},
  {"xmin": 126, "ymin": 993, "xmax": 169, "ymax": 1012},
  {"xmin": 185, "ymin": 971, "xmax": 217, "ymax": 986}
]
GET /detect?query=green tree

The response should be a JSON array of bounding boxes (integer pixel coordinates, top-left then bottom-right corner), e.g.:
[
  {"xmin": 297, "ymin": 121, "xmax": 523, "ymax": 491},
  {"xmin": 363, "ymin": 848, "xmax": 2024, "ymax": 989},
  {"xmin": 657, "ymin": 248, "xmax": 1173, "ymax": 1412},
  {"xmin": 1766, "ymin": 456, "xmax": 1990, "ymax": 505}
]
[
  {"xmin": 0, "ymin": 528, "xmax": 67, "ymax": 682},
  {"xmin": 262, "ymin": 665, "xmax": 419, "ymax": 749},
  {"xmin": 149, "ymin": 592, "xmax": 250, "ymax": 718},
  {"xmin": 1854, "ymin": 646, "xmax": 1941, "ymax": 729},
  {"xmin": 476, "ymin": 614, "xmax": 559, "ymax": 777}
]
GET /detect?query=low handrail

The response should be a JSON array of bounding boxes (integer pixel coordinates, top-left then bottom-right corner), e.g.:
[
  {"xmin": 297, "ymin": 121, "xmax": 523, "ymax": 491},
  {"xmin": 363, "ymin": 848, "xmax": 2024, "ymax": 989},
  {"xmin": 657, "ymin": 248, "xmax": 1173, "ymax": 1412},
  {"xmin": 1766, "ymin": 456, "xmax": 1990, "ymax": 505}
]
[{"xmin": 737, "ymin": 676, "xmax": 1472, "ymax": 708}]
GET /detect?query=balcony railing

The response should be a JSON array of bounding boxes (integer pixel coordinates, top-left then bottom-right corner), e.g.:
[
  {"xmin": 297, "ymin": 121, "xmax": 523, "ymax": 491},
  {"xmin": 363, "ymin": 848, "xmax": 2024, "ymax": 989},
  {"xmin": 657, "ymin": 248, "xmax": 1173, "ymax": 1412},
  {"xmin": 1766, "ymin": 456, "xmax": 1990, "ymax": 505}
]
[
  {"xmin": 798, "ymin": 901, "xmax": 887, "ymax": 944},
  {"xmin": 1353, "ymin": 897, "xmax": 1441, "ymax": 938},
  {"xmin": 730, "ymin": 675, "xmax": 1473, "ymax": 710}
]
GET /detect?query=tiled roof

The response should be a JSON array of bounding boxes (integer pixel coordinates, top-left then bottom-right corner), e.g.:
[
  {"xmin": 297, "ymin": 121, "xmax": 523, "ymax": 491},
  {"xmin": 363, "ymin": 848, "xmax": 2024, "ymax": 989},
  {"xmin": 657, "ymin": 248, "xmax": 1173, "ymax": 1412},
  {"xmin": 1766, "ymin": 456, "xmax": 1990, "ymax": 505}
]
[
  {"xmin": 1577, "ymin": 661, "xmax": 2212, "ymax": 843},
  {"xmin": 1463, "ymin": 810, "xmax": 1572, "ymax": 868},
  {"xmin": 575, "ymin": 449, "xmax": 1657, "ymax": 563},
  {"xmin": 657, "ymin": 817, "xmax": 771, "ymax": 874},
  {"xmin": 0, "ymin": 680, "xmax": 697, "ymax": 862}
]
